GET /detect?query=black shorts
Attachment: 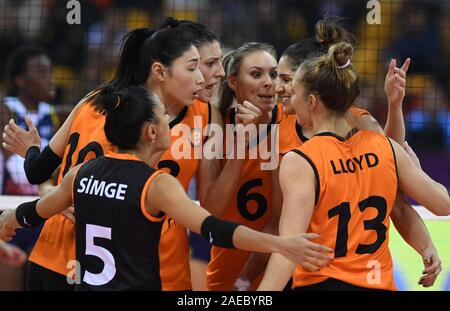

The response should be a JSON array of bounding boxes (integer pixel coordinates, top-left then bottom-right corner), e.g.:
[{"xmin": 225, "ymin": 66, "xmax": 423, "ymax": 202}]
[
  {"xmin": 27, "ymin": 262, "xmax": 74, "ymax": 291},
  {"xmin": 293, "ymin": 278, "xmax": 387, "ymax": 291}
]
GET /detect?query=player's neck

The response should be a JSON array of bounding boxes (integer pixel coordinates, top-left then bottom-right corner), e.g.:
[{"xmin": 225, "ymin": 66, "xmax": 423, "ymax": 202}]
[
  {"xmin": 313, "ymin": 112, "xmax": 351, "ymax": 138},
  {"xmin": 151, "ymin": 85, "xmax": 185, "ymax": 120}
]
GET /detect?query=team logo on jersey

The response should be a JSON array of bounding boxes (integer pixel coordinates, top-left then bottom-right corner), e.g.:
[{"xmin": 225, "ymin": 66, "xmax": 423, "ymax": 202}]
[{"xmin": 190, "ymin": 128, "xmax": 202, "ymax": 148}]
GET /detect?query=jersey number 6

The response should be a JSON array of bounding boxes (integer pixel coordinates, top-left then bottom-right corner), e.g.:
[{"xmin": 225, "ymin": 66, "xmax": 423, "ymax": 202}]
[{"xmin": 237, "ymin": 178, "xmax": 268, "ymax": 221}]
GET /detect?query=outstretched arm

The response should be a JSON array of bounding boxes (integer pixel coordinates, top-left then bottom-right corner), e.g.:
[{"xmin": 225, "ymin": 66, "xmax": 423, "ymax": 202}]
[
  {"xmin": 0, "ymin": 165, "xmax": 79, "ymax": 240},
  {"xmin": 383, "ymin": 58, "xmax": 410, "ymax": 143},
  {"xmin": 391, "ymin": 138, "xmax": 450, "ymax": 216},
  {"xmin": 258, "ymin": 152, "xmax": 333, "ymax": 291},
  {"xmin": 147, "ymin": 173, "xmax": 332, "ymax": 266}
]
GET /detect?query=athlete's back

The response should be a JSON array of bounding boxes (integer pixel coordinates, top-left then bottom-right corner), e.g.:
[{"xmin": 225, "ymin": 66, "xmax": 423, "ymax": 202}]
[
  {"xmin": 292, "ymin": 130, "xmax": 398, "ymax": 290},
  {"xmin": 74, "ymin": 152, "xmax": 164, "ymax": 290}
]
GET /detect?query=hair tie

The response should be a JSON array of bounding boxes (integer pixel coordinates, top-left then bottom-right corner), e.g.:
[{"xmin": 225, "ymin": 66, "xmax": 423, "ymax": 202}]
[
  {"xmin": 338, "ymin": 59, "xmax": 351, "ymax": 69},
  {"xmin": 113, "ymin": 96, "xmax": 121, "ymax": 109}
]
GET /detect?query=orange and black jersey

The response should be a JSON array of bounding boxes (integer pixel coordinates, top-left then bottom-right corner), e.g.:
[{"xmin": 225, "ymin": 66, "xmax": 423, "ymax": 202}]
[
  {"xmin": 74, "ymin": 152, "xmax": 164, "ymax": 290},
  {"xmin": 155, "ymin": 99, "xmax": 211, "ymax": 291},
  {"xmin": 206, "ymin": 104, "xmax": 284, "ymax": 291},
  {"xmin": 29, "ymin": 100, "xmax": 116, "ymax": 276},
  {"xmin": 290, "ymin": 129, "xmax": 398, "ymax": 290},
  {"xmin": 278, "ymin": 114, "xmax": 309, "ymax": 156},
  {"xmin": 278, "ymin": 107, "xmax": 371, "ymax": 156}
]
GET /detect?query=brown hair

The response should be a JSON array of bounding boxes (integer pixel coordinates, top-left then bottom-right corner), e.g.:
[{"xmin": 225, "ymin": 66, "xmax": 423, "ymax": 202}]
[
  {"xmin": 212, "ymin": 42, "xmax": 277, "ymax": 116},
  {"xmin": 315, "ymin": 18, "xmax": 356, "ymax": 47},
  {"xmin": 296, "ymin": 42, "xmax": 360, "ymax": 113}
]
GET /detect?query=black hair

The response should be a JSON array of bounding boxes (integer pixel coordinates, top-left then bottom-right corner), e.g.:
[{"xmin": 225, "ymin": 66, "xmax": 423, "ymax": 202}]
[
  {"xmin": 93, "ymin": 85, "xmax": 159, "ymax": 150},
  {"xmin": 136, "ymin": 27, "xmax": 195, "ymax": 80},
  {"xmin": 91, "ymin": 27, "xmax": 194, "ymax": 110},
  {"xmin": 5, "ymin": 45, "xmax": 48, "ymax": 95},
  {"xmin": 107, "ymin": 28, "xmax": 155, "ymax": 91},
  {"xmin": 281, "ymin": 39, "xmax": 325, "ymax": 72},
  {"xmin": 159, "ymin": 17, "xmax": 219, "ymax": 48}
]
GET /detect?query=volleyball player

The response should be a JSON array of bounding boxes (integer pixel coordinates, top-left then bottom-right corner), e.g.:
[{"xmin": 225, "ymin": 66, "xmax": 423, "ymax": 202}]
[
  {"xmin": 237, "ymin": 19, "xmax": 440, "ymax": 289},
  {"xmin": 2, "ymin": 27, "xmax": 206, "ymax": 290},
  {"xmin": 0, "ymin": 86, "xmax": 333, "ymax": 290},
  {"xmin": 258, "ymin": 42, "xmax": 450, "ymax": 290},
  {"xmin": 205, "ymin": 42, "xmax": 288, "ymax": 290}
]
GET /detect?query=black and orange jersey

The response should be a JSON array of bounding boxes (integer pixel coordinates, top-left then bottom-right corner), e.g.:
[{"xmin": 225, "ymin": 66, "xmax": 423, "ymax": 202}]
[
  {"xmin": 74, "ymin": 152, "xmax": 164, "ymax": 290},
  {"xmin": 206, "ymin": 104, "xmax": 284, "ymax": 291},
  {"xmin": 155, "ymin": 98, "xmax": 211, "ymax": 291},
  {"xmin": 290, "ymin": 129, "xmax": 397, "ymax": 290},
  {"xmin": 278, "ymin": 114, "xmax": 309, "ymax": 156},
  {"xmin": 29, "ymin": 99, "xmax": 116, "ymax": 276},
  {"xmin": 278, "ymin": 107, "xmax": 371, "ymax": 156}
]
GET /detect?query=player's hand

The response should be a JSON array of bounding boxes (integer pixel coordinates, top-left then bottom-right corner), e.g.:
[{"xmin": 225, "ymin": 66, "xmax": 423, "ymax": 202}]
[
  {"xmin": 418, "ymin": 247, "xmax": 441, "ymax": 287},
  {"xmin": 61, "ymin": 206, "xmax": 75, "ymax": 223},
  {"xmin": 2, "ymin": 117, "xmax": 41, "ymax": 158},
  {"xmin": 0, "ymin": 210, "xmax": 21, "ymax": 241},
  {"xmin": 384, "ymin": 58, "xmax": 410, "ymax": 109},
  {"xmin": 235, "ymin": 100, "xmax": 262, "ymax": 126},
  {"xmin": 280, "ymin": 233, "xmax": 333, "ymax": 272},
  {"xmin": 235, "ymin": 101, "xmax": 262, "ymax": 149},
  {"xmin": 0, "ymin": 240, "xmax": 26, "ymax": 267}
]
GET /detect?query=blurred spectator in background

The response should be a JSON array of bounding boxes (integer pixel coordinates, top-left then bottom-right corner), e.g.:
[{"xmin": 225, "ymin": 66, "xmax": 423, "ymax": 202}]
[
  {"xmin": 1, "ymin": 45, "xmax": 58, "ymax": 195},
  {"xmin": 0, "ymin": 45, "xmax": 58, "ymax": 290},
  {"xmin": 387, "ymin": 2, "xmax": 445, "ymax": 88}
]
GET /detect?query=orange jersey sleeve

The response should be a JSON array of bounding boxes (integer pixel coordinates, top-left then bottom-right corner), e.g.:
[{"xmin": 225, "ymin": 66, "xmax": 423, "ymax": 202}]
[
  {"xmin": 350, "ymin": 106, "xmax": 371, "ymax": 117},
  {"xmin": 278, "ymin": 114, "xmax": 308, "ymax": 156}
]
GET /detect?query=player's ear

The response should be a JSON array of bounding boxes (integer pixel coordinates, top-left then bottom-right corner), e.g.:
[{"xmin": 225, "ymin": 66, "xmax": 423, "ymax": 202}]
[
  {"xmin": 227, "ymin": 75, "xmax": 237, "ymax": 92},
  {"xmin": 151, "ymin": 62, "xmax": 166, "ymax": 82},
  {"xmin": 145, "ymin": 123, "xmax": 157, "ymax": 143},
  {"xmin": 308, "ymin": 93, "xmax": 317, "ymax": 111}
]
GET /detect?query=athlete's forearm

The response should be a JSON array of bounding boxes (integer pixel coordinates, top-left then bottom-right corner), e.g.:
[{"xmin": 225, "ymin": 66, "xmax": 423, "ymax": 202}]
[
  {"xmin": 201, "ymin": 158, "xmax": 244, "ymax": 217},
  {"xmin": 384, "ymin": 105, "xmax": 405, "ymax": 144},
  {"xmin": 391, "ymin": 193, "xmax": 433, "ymax": 255},
  {"xmin": 232, "ymin": 225, "xmax": 284, "ymax": 255},
  {"xmin": 24, "ymin": 145, "xmax": 62, "ymax": 184},
  {"xmin": 258, "ymin": 253, "xmax": 295, "ymax": 291}
]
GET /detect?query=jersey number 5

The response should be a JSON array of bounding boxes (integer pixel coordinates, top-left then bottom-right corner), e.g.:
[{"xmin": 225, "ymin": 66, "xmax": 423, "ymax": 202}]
[{"xmin": 83, "ymin": 224, "xmax": 116, "ymax": 286}]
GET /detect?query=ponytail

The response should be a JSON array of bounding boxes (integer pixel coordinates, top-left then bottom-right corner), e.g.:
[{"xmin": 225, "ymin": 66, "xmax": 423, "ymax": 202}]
[{"xmin": 296, "ymin": 42, "xmax": 359, "ymax": 113}]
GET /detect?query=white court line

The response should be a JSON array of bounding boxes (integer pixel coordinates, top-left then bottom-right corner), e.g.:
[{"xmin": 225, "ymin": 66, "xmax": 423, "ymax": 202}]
[{"xmin": 0, "ymin": 195, "xmax": 449, "ymax": 221}]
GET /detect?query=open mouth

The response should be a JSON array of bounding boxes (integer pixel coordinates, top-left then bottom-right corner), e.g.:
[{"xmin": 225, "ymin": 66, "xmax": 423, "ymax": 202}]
[
  {"xmin": 258, "ymin": 95, "xmax": 275, "ymax": 104},
  {"xmin": 258, "ymin": 94, "xmax": 274, "ymax": 99},
  {"xmin": 204, "ymin": 83, "xmax": 217, "ymax": 91},
  {"xmin": 193, "ymin": 89, "xmax": 202, "ymax": 98},
  {"xmin": 280, "ymin": 96, "xmax": 291, "ymax": 106}
]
